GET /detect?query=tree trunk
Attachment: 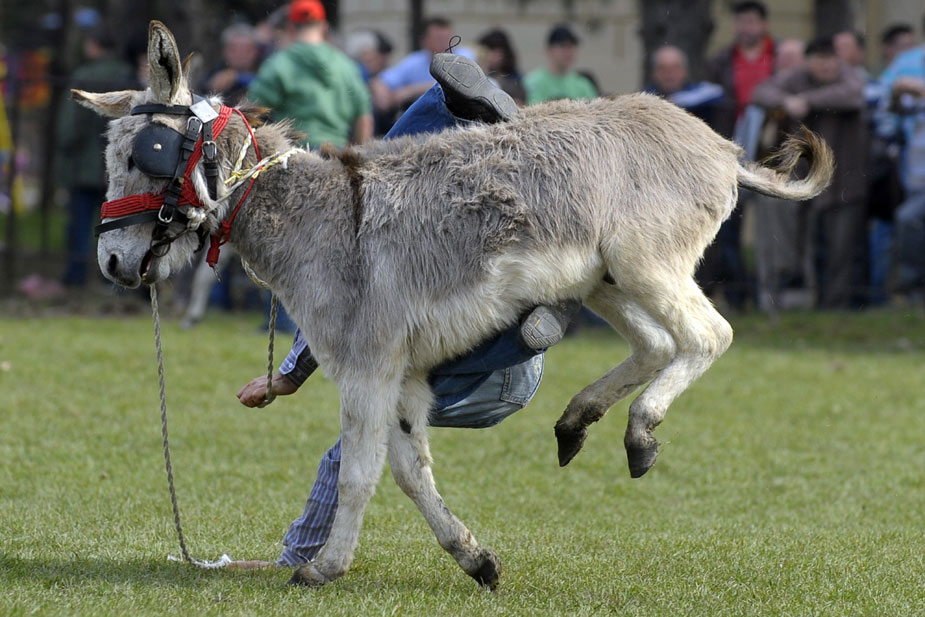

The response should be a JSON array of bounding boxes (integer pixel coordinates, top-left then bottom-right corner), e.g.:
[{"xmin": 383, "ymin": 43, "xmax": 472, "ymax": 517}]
[
  {"xmin": 637, "ymin": 0, "xmax": 714, "ymax": 86},
  {"xmin": 814, "ymin": 0, "xmax": 855, "ymax": 38}
]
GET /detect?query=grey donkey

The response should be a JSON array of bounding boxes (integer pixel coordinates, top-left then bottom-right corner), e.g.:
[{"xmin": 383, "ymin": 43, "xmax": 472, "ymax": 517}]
[{"xmin": 76, "ymin": 22, "xmax": 833, "ymax": 589}]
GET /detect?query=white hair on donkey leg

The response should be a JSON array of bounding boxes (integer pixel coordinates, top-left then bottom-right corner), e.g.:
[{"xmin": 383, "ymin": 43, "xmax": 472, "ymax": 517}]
[{"xmin": 75, "ymin": 20, "xmax": 833, "ymax": 589}]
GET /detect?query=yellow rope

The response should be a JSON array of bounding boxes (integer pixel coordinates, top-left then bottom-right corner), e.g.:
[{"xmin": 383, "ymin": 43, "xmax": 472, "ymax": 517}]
[{"xmin": 224, "ymin": 148, "xmax": 301, "ymax": 187}]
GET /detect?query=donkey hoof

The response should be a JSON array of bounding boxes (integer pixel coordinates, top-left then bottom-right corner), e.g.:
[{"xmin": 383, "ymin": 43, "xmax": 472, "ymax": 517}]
[
  {"xmin": 287, "ymin": 564, "xmax": 329, "ymax": 588},
  {"xmin": 625, "ymin": 439, "xmax": 659, "ymax": 478},
  {"xmin": 468, "ymin": 548, "xmax": 502, "ymax": 590},
  {"xmin": 555, "ymin": 421, "xmax": 587, "ymax": 467}
]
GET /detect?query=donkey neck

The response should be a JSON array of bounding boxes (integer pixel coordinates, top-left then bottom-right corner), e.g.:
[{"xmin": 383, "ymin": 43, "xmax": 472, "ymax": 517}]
[{"xmin": 224, "ymin": 146, "xmax": 360, "ymax": 296}]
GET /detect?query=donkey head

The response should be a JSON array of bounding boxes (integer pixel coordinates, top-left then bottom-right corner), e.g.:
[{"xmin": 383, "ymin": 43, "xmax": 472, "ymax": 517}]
[{"xmin": 74, "ymin": 21, "xmax": 217, "ymax": 288}]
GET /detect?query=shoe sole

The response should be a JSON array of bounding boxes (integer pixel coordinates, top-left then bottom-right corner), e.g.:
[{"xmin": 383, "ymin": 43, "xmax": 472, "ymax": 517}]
[{"xmin": 430, "ymin": 54, "xmax": 518, "ymax": 122}]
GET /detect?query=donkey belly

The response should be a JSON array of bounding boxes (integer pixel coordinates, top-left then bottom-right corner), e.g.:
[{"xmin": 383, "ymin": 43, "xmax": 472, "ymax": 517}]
[{"xmin": 408, "ymin": 244, "xmax": 603, "ymax": 372}]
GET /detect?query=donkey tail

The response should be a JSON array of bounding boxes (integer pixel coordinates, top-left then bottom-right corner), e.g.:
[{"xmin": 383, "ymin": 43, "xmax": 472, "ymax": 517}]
[{"xmin": 736, "ymin": 127, "xmax": 835, "ymax": 201}]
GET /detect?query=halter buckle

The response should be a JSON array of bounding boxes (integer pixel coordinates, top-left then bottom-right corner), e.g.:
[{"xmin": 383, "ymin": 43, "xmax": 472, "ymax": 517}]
[
  {"xmin": 186, "ymin": 116, "xmax": 203, "ymax": 134},
  {"xmin": 202, "ymin": 140, "xmax": 217, "ymax": 161}
]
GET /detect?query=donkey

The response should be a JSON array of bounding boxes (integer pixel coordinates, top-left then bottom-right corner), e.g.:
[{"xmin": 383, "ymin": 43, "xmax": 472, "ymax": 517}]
[{"xmin": 76, "ymin": 22, "xmax": 833, "ymax": 589}]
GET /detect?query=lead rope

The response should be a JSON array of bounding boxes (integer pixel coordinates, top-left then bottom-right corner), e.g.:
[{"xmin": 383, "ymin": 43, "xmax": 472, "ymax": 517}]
[
  {"xmin": 150, "ymin": 283, "xmax": 233, "ymax": 568},
  {"xmin": 240, "ymin": 259, "xmax": 278, "ymax": 408}
]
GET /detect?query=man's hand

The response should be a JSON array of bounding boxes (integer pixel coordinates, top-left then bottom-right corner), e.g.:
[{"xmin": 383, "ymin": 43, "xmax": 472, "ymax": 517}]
[
  {"xmin": 783, "ymin": 95, "xmax": 809, "ymax": 120},
  {"xmin": 237, "ymin": 372, "xmax": 299, "ymax": 408},
  {"xmin": 892, "ymin": 77, "xmax": 925, "ymax": 98}
]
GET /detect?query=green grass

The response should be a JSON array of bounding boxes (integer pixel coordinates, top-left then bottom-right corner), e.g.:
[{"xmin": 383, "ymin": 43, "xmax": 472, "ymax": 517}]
[{"xmin": 1, "ymin": 310, "xmax": 924, "ymax": 616}]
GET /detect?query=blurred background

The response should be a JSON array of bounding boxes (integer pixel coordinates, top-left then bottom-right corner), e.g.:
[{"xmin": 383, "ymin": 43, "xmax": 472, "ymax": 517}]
[{"xmin": 2, "ymin": 0, "xmax": 925, "ymax": 319}]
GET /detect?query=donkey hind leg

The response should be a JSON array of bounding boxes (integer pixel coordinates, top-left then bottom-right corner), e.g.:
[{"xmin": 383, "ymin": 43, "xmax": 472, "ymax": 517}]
[
  {"xmin": 555, "ymin": 284, "xmax": 677, "ymax": 467},
  {"xmin": 622, "ymin": 276, "xmax": 733, "ymax": 478},
  {"xmin": 387, "ymin": 376, "xmax": 501, "ymax": 589},
  {"xmin": 289, "ymin": 373, "xmax": 402, "ymax": 588}
]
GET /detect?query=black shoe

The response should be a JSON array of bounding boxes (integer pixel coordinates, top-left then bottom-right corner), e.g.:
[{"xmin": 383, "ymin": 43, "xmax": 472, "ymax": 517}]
[
  {"xmin": 519, "ymin": 299, "xmax": 582, "ymax": 351},
  {"xmin": 430, "ymin": 53, "xmax": 518, "ymax": 124}
]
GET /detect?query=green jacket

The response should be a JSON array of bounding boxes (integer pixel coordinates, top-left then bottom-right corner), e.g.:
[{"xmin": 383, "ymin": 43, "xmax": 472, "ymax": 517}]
[
  {"xmin": 57, "ymin": 56, "xmax": 134, "ymax": 188},
  {"xmin": 524, "ymin": 68, "xmax": 598, "ymax": 105},
  {"xmin": 248, "ymin": 42, "xmax": 371, "ymax": 148}
]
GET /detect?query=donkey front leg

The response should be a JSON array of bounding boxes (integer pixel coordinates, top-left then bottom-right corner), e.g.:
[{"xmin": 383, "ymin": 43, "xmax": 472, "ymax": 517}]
[
  {"xmin": 387, "ymin": 376, "xmax": 501, "ymax": 589},
  {"xmin": 289, "ymin": 372, "xmax": 402, "ymax": 587}
]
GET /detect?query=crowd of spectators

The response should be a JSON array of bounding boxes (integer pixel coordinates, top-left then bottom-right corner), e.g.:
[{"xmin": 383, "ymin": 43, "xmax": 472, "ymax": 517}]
[{"xmin": 47, "ymin": 0, "xmax": 925, "ymax": 314}]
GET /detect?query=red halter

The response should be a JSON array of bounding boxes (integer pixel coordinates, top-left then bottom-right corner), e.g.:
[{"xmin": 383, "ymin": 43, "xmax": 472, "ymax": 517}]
[
  {"xmin": 97, "ymin": 102, "xmax": 262, "ymax": 269},
  {"xmin": 100, "ymin": 105, "xmax": 234, "ymax": 219}
]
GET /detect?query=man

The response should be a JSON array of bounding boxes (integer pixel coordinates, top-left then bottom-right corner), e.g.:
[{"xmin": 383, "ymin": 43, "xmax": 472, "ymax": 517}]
[
  {"xmin": 231, "ymin": 54, "xmax": 580, "ymax": 569},
  {"xmin": 370, "ymin": 17, "xmax": 475, "ymax": 117},
  {"xmin": 835, "ymin": 29, "xmax": 905, "ymax": 306},
  {"xmin": 523, "ymin": 24, "xmax": 598, "ymax": 105},
  {"xmin": 247, "ymin": 0, "xmax": 372, "ymax": 148},
  {"xmin": 750, "ymin": 38, "xmax": 809, "ymax": 312},
  {"xmin": 775, "ymin": 38, "xmax": 805, "ymax": 73},
  {"xmin": 246, "ymin": 0, "xmax": 372, "ymax": 331},
  {"xmin": 645, "ymin": 45, "xmax": 723, "ymax": 125},
  {"xmin": 880, "ymin": 23, "xmax": 916, "ymax": 68},
  {"xmin": 700, "ymin": 0, "xmax": 776, "ymax": 310},
  {"xmin": 58, "ymin": 26, "xmax": 134, "ymax": 287},
  {"xmin": 200, "ymin": 23, "xmax": 261, "ymax": 106},
  {"xmin": 752, "ymin": 36, "xmax": 867, "ymax": 309},
  {"xmin": 343, "ymin": 29, "xmax": 395, "ymax": 135},
  {"xmin": 878, "ymin": 16, "xmax": 925, "ymax": 302}
]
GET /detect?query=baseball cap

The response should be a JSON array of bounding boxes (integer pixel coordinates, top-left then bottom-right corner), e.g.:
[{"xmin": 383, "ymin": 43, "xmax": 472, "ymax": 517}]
[
  {"xmin": 547, "ymin": 24, "xmax": 579, "ymax": 47},
  {"xmin": 289, "ymin": 0, "xmax": 326, "ymax": 24}
]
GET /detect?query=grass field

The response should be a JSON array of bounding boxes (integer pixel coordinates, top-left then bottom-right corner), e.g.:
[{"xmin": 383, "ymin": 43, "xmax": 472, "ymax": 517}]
[{"xmin": 1, "ymin": 308, "xmax": 924, "ymax": 616}]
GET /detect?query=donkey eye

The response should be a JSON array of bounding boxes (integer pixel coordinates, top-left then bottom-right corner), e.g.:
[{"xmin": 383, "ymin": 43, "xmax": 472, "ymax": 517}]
[{"xmin": 127, "ymin": 155, "xmax": 135, "ymax": 171}]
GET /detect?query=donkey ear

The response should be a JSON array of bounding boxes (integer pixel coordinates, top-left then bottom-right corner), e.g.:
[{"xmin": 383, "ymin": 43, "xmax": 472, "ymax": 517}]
[
  {"xmin": 72, "ymin": 89, "xmax": 139, "ymax": 118},
  {"xmin": 148, "ymin": 20, "xmax": 185, "ymax": 103}
]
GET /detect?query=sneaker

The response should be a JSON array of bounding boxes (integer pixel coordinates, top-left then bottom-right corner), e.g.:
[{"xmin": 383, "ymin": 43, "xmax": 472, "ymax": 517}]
[
  {"xmin": 519, "ymin": 299, "xmax": 582, "ymax": 351},
  {"xmin": 430, "ymin": 53, "xmax": 518, "ymax": 123}
]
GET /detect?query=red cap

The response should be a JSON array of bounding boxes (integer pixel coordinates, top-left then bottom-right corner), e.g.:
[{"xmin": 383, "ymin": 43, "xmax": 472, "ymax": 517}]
[{"xmin": 288, "ymin": 0, "xmax": 326, "ymax": 24}]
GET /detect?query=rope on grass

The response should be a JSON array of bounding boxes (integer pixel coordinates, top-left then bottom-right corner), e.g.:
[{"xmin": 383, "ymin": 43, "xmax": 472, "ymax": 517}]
[{"xmin": 150, "ymin": 283, "xmax": 233, "ymax": 569}]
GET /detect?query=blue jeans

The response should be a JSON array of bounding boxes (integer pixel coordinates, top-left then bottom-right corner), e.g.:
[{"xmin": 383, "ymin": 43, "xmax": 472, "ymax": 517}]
[
  {"xmin": 868, "ymin": 220, "xmax": 893, "ymax": 305},
  {"xmin": 277, "ymin": 85, "xmax": 544, "ymax": 565}
]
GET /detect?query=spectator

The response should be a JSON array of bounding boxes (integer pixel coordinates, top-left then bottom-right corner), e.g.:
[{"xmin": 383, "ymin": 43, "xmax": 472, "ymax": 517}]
[
  {"xmin": 753, "ymin": 36, "xmax": 868, "ymax": 309},
  {"xmin": 476, "ymin": 28, "xmax": 525, "ymax": 105},
  {"xmin": 700, "ymin": 0, "xmax": 777, "ymax": 310},
  {"xmin": 247, "ymin": 0, "xmax": 372, "ymax": 149},
  {"xmin": 835, "ymin": 29, "xmax": 905, "ymax": 305},
  {"xmin": 58, "ymin": 26, "xmax": 134, "ymax": 287},
  {"xmin": 834, "ymin": 30, "xmax": 867, "ymax": 74},
  {"xmin": 343, "ymin": 29, "xmax": 395, "ymax": 135},
  {"xmin": 370, "ymin": 17, "xmax": 474, "ymax": 117},
  {"xmin": 344, "ymin": 29, "xmax": 393, "ymax": 83},
  {"xmin": 878, "ymin": 17, "xmax": 925, "ymax": 303},
  {"xmin": 750, "ymin": 38, "xmax": 809, "ymax": 312},
  {"xmin": 644, "ymin": 45, "xmax": 723, "ymax": 125},
  {"xmin": 255, "ymin": 4, "xmax": 294, "ymax": 58},
  {"xmin": 200, "ymin": 23, "xmax": 261, "ymax": 106},
  {"xmin": 880, "ymin": 23, "xmax": 916, "ymax": 68},
  {"xmin": 775, "ymin": 38, "xmax": 805, "ymax": 73},
  {"xmin": 247, "ymin": 0, "xmax": 373, "ymax": 331},
  {"xmin": 524, "ymin": 24, "xmax": 598, "ymax": 105}
]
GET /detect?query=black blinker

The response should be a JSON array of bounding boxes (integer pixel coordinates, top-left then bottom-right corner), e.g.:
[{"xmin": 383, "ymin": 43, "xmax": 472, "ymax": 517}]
[{"xmin": 132, "ymin": 124, "xmax": 186, "ymax": 178}]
